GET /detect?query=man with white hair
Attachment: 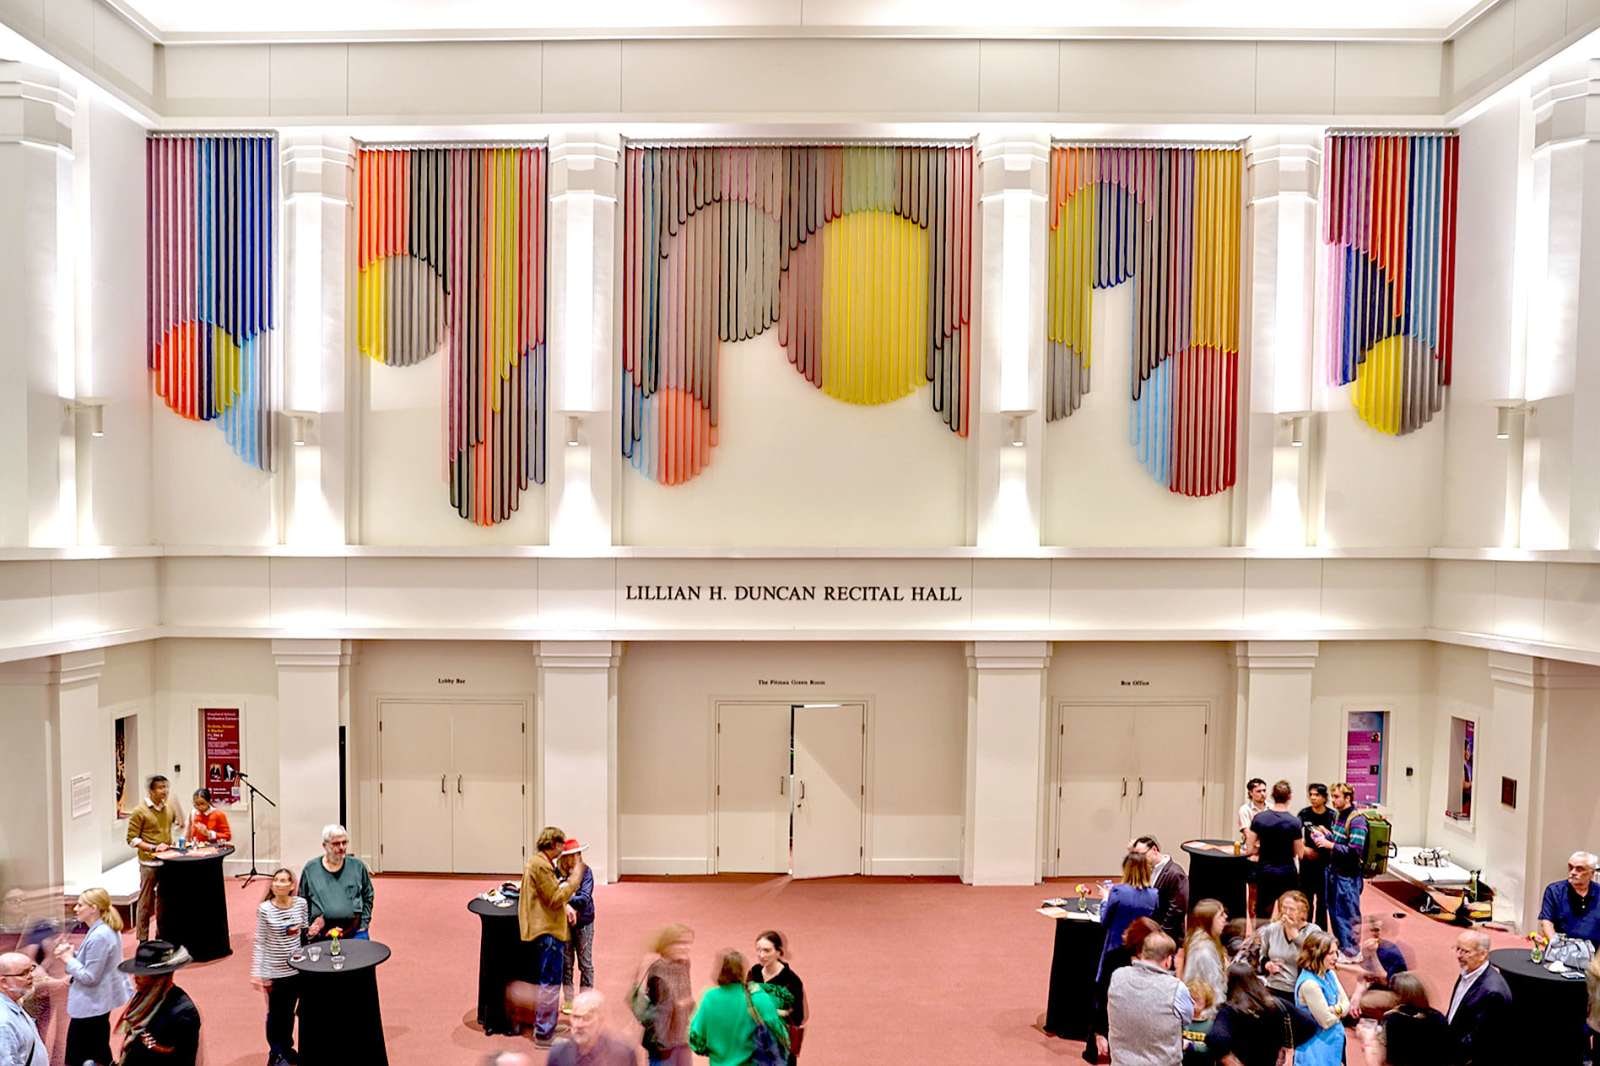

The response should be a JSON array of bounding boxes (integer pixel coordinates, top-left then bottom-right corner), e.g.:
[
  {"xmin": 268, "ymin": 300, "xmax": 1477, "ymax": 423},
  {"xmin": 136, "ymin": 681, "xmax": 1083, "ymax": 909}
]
[
  {"xmin": 0, "ymin": 952, "xmax": 48, "ymax": 1066},
  {"xmin": 547, "ymin": 991, "xmax": 634, "ymax": 1066},
  {"xmin": 1445, "ymin": 929, "xmax": 1511, "ymax": 1066},
  {"xmin": 1538, "ymin": 850, "xmax": 1600, "ymax": 946},
  {"xmin": 298, "ymin": 824, "xmax": 375, "ymax": 940}
]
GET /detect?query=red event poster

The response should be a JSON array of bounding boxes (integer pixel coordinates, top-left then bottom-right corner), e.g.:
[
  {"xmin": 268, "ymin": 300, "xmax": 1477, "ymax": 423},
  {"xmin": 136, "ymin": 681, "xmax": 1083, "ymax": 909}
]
[{"xmin": 201, "ymin": 708, "xmax": 241, "ymax": 805}]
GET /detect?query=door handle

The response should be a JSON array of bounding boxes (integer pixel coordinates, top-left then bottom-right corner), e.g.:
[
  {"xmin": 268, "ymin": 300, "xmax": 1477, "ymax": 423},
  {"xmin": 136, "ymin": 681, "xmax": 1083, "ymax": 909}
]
[
  {"xmin": 779, "ymin": 776, "xmax": 787, "ymax": 796},
  {"xmin": 457, "ymin": 774, "xmax": 463, "ymax": 795},
  {"xmin": 1121, "ymin": 777, "xmax": 1128, "ymax": 798},
  {"xmin": 1138, "ymin": 777, "xmax": 1144, "ymax": 798},
  {"xmin": 439, "ymin": 774, "xmax": 446, "ymax": 795}
]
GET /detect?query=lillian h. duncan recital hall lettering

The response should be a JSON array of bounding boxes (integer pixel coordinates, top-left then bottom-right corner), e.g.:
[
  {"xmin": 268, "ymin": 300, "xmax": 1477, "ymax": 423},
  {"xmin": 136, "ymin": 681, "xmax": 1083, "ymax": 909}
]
[{"xmin": 625, "ymin": 583, "xmax": 964, "ymax": 603}]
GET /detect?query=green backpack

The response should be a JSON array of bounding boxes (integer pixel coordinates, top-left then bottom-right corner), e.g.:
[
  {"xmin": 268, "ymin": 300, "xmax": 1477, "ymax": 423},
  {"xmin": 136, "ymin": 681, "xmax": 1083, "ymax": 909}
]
[{"xmin": 1358, "ymin": 810, "xmax": 1393, "ymax": 877}]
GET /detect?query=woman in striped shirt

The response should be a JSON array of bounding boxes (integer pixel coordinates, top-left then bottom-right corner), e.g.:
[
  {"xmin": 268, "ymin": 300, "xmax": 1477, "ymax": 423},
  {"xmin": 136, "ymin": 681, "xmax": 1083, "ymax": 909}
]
[{"xmin": 252, "ymin": 868, "xmax": 308, "ymax": 1066}]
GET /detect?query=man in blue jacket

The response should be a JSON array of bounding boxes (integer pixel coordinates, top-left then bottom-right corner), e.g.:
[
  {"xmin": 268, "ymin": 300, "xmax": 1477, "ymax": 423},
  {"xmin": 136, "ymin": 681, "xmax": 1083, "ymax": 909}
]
[{"xmin": 558, "ymin": 839, "xmax": 596, "ymax": 1012}]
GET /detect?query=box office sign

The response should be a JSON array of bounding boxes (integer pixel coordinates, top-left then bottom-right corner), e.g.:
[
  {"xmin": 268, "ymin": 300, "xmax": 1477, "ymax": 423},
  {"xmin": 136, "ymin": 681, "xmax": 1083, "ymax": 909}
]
[{"xmin": 201, "ymin": 707, "xmax": 242, "ymax": 806}]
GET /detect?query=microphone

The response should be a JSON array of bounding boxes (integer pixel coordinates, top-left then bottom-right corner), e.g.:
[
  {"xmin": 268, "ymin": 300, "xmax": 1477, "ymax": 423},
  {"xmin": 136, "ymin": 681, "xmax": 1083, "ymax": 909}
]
[{"xmin": 224, "ymin": 766, "xmax": 249, "ymax": 781}]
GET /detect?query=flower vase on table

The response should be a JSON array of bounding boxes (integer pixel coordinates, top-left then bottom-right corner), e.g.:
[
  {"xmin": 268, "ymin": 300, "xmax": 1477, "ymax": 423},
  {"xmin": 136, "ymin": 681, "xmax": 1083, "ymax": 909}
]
[
  {"xmin": 1075, "ymin": 884, "xmax": 1091, "ymax": 913},
  {"xmin": 329, "ymin": 928, "xmax": 342, "ymax": 957},
  {"xmin": 1529, "ymin": 932, "xmax": 1548, "ymax": 964}
]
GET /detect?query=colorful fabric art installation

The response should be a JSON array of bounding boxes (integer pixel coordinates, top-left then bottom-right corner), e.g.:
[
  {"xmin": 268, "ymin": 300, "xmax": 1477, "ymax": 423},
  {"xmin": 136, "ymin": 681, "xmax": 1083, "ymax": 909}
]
[
  {"xmin": 1322, "ymin": 132, "xmax": 1459, "ymax": 435},
  {"xmin": 1045, "ymin": 145, "xmax": 1243, "ymax": 498},
  {"xmin": 146, "ymin": 133, "xmax": 277, "ymax": 469},
  {"xmin": 356, "ymin": 145, "xmax": 548, "ymax": 525},
  {"xmin": 620, "ymin": 144, "xmax": 974, "ymax": 484}
]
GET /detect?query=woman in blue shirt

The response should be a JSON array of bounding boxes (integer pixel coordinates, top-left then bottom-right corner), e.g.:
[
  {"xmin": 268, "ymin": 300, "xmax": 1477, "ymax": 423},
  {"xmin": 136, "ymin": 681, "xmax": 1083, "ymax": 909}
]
[
  {"xmin": 1097, "ymin": 851, "xmax": 1159, "ymax": 981},
  {"xmin": 56, "ymin": 888, "xmax": 132, "ymax": 1066}
]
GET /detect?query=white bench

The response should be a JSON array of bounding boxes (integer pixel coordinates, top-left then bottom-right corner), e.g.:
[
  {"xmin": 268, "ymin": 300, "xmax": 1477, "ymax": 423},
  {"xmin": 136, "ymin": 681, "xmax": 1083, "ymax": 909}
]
[{"xmin": 62, "ymin": 857, "xmax": 141, "ymax": 927}]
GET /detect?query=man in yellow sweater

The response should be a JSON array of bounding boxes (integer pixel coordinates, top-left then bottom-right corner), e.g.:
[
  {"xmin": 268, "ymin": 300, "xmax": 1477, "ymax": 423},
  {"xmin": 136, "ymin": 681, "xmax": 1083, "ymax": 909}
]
[
  {"xmin": 520, "ymin": 826, "xmax": 584, "ymax": 1047},
  {"xmin": 125, "ymin": 775, "xmax": 184, "ymax": 941}
]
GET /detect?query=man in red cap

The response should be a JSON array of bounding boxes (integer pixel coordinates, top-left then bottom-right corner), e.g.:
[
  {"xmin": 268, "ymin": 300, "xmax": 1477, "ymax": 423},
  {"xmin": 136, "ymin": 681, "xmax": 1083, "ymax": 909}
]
[{"xmin": 557, "ymin": 838, "xmax": 596, "ymax": 1013}]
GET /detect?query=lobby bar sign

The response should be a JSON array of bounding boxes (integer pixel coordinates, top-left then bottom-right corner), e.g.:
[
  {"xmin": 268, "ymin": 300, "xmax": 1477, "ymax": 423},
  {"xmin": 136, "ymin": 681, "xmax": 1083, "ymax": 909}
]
[{"xmin": 625, "ymin": 583, "xmax": 963, "ymax": 603}]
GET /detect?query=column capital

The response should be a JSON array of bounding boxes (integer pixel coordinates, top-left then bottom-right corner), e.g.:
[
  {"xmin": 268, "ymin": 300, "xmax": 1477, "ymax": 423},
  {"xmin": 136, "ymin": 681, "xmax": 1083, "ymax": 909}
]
[
  {"xmin": 1488, "ymin": 651, "xmax": 1600, "ymax": 691},
  {"xmin": 966, "ymin": 640, "xmax": 1051, "ymax": 671},
  {"xmin": 1232, "ymin": 640, "xmax": 1319, "ymax": 670},
  {"xmin": 271, "ymin": 638, "xmax": 351, "ymax": 669},
  {"xmin": 1245, "ymin": 132, "xmax": 1321, "ymax": 202},
  {"xmin": 549, "ymin": 131, "xmax": 620, "ymax": 201},
  {"xmin": 0, "ymin": 649, "xmax": 104, "ymax": 687},
  {"xmin": 0, "ymin": 62, "xmax": 74, "ymax": 154},
  {"xmin": 280, "ymin": 134, "xmax": 355, "ymax": 202},
  {"xmin": 536, "ymin": 640, "xmax": 620, "ymax": 671},
  {"xmin": 976, "ymin": 133, "xmax": 1050, "ymax": 201},
  {"xmin": 1532, "ymin": 58, "xmax": 1600, "ymax": 152}
]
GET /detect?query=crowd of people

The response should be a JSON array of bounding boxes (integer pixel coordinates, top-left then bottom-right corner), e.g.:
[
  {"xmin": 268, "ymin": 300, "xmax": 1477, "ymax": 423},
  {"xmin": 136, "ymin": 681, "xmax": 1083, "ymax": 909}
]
[{"xmin": 1084, "ymin": 777, "xmax": 1600, "ymax": 1065}]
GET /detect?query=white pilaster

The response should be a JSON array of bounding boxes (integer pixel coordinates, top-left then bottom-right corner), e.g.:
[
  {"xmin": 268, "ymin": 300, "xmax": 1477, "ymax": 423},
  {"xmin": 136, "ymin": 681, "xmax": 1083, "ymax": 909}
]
[
  {"xmin": 973, "ymin": 134, "xmax": 1049, "ymax": 549},
  {"xmin": 1231, "ymin": 642, "xmax": 1319, "ymax": 800},
  {"xmin": 0, "ymin": 658, "xmax": 65, "ymax": 895},
  {"xmin": 281, "ymin": 135, "xmax": 357, "ymax": 546},
  {"xmin": 535, "ymin": 641, "xmax": 621, "ymax": 884},
  {"xmin": 1241, "ymin": 133, "xmax": 1321, "ymax": 547},
  {"xmin": 54, "ymin": 650, "xmax": 105, "ymax": 890},
  {"xmin": 1523, "ymin": 61, "xmax": 1600, "ymax": 549},
  {"xmin": 0, "ymin": 62, "xmax": 75, "ymax": 546},
  {"xmin": 963, "ymin": 641, "xmax": 1051, "ymax": 884},
  {"xmin": 546, "ymin": 133, "xmax": 620, "ymax": 548},
  {"xmin": 272, "ymin": 639, "xmax": 353, "ymax": 867}
]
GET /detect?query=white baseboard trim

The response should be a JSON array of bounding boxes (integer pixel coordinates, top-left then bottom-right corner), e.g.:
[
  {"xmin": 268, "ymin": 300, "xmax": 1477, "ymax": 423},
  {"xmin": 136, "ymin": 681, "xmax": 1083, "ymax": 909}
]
[
  {"xmin": 865, "ymin": 858, "xmax": 961, "ymax": 877},
  {"xmin": 618, "ymin": 857, "xmax": 712, "ymax": 876}
]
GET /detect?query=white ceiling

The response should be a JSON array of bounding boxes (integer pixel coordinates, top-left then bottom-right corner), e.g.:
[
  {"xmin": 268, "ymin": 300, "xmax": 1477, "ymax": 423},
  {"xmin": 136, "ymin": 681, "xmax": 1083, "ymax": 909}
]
[{"xmin": 117, "ymin": 0, "xmax": 1496, "ymax": 41}]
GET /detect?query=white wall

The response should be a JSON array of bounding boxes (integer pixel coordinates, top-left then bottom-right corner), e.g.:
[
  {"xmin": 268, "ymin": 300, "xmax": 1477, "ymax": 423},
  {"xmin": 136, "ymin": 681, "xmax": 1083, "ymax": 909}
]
[
  {"xmin": 1309, "ymin": 641, "xmax": 1435, "ymax": 837},
  {"xmin": 153, "ymin": 638, "xmax": 279, "ymax": 867},
  {"xmin": 349, "ymin": 640, "xmax": 539, "ymax": 865},
  {"xmin": 80, "ymin": 91, "xmax": 150, "ymax": 546},
  {"xmin": 1425, "ymin": 643, "xmax": 1494, "ymax": 873},
  {"xmin": 1316, "ymin": 408, "xmax": 1444, "ymax": 548},
  {"xmin": 1042, "ymin": 284, "xmax": 1234, "ymax": 546},
  {"xmin": 98, "ymin": 640, "xmax": 154, "ymax": 872},
  {"xmin": 360, "ymin": 356, "xmax": 549, "ymax": 545},
  {"xmin": 1048, "ymin": 642, "xmax": 1235, "ymax": 836},
  {"xmin": 620, "ymin": 332, "xmax": 968, "ymax": 547},
  {"xmin": 1443, "ymin": 93, "xmax": 1526, "ymax": 547},
  {"xmin": 618, "ymin": 641, "xmax": 968, "ymax": 874}
]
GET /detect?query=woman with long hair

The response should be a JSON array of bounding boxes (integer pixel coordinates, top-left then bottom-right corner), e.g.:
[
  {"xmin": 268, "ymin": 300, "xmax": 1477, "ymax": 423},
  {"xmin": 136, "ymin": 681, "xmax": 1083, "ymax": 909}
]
[
  {"xmin": 1292, "ymin": 932, "xmax": 1349, "ymax": 1066},
  {"xmin": 1375, "ymin": 972, "xmax": 1447, "ymax": 1066},
  {"xmin": 746, "ymin": 930, "xmax": 806, "ymax": 1063},
  {"xmin": 1255, "ymin": 890, "xmax": 1320, "ymax": 1003},
  {"xmin": 638, "ymin": 924, "xmax": 695, "ymax": 1066},
  {"xmin": 251, "ymin": 867, "xmax": 308, "ymax": 1066},
  {"xmin": 688, "ymin": 949, "xmax": 787, "ymax": 1066},
  {"xmin": 1206, "ymin": 961, "xmax": 1290, "ymax": 1066},
  {"xmin": 1180, "ymin": 899, "xmax": 1229, "ymax": 1015},
  {"xmin": 54, "ymin": 888, "xmax": 131, "ymax": 1066}
]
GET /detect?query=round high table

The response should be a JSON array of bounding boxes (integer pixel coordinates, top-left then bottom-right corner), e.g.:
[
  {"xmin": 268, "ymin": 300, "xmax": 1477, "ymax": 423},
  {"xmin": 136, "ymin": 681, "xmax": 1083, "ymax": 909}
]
[
  {"xmin": 1182, "ymin": 839, "xmax": 1252, "ymax": 921},
  {"xmin": 1042, "ymin": 904, "xmax": 1107, "ymax": 1042},
  {"xmin": 468, "ymin": 898, "xmax": 526, "ymax": 1035},
  {"xmin": 291, "ymin": 938, "xmax": 391, "ymax": 1066},
  {"xmin": 1489, "ymin": 947, "xmax": 1590, "ymax": 1065},
  {"xmin": 154, "ymin": 844, "xmax": 235, "ymax": 962}
]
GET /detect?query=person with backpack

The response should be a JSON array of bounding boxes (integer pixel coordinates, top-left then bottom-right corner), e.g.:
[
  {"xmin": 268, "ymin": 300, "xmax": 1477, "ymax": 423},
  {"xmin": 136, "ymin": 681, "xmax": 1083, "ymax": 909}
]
[
  {"xmin": 634, "ymin": 924, "xmax": 695, "ymax": 1066},
  {"xmin": 1308, "ymin": 782, "xmax": 1370, "ymax": 961},
  {"xmin": 688, "ymin": 949, "xmax": 788, "ymax": 1066}
]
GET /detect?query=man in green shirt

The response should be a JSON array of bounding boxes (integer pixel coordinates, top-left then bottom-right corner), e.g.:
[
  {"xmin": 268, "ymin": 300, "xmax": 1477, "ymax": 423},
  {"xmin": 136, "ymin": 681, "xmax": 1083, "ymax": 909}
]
[
  {"xmin": 298, "ymin": 824, "xmax": 375, "ymax": 939},
  {"xmin": 126, "ymin": 775, "xmax": 183, "ymax": 941}
]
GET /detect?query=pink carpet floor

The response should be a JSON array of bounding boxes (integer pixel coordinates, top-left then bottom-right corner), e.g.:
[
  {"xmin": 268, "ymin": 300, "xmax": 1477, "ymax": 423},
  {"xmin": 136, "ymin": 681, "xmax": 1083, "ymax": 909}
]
[{"xmin": 53, "ymin": 874, "xmax": 1526, "ymax": 1066}]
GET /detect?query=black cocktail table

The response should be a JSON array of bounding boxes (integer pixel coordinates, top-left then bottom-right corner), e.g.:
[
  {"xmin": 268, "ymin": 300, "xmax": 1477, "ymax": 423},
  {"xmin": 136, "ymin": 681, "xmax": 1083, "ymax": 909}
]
[
  {"xmin": 468, "ymin": 897, "xmax": 526, "ymax": 1034},
  {"xmin": 290, "ymin": 938, "xmax": 391, "ymax": 1066},
  {"xmin": 154, "ymin": 844, "xmax": 235, "ymax": 962}
]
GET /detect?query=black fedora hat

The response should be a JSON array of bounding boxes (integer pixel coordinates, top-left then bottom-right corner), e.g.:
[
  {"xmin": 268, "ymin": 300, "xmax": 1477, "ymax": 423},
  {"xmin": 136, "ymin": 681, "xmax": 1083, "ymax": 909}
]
[{"xmin": 118, "ymin": 939, "xmax": 192, "ymax": 976}]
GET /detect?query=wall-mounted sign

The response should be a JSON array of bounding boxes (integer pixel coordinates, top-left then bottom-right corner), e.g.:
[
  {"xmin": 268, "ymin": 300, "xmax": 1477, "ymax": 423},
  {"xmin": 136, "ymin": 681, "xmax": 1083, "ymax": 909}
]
[
  {"xmin": 70, "ymin": 773, "xmax": 92, "ymax": 819},
  {"xmin": 624, "ymin": 583, "xmax": 963, "ymax": 603},
  {"xmin": 201, "ymin": 708, "xmax": 242, "ymax": 806},
  {"xmin": 1345, "ymin": 710, "xmax": 1388, "ymax": 805}
]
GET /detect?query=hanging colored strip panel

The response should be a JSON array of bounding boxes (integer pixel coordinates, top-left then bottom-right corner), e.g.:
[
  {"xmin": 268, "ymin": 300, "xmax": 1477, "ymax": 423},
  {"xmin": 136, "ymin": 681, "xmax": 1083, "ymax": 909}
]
[
  {"xmin": 1043, "ymin": 144, "xmax": 1242, "ymax": 497},
  {"xmin": 355, "ymin": 145, "xmax": 548, "ymax": 525},
  {"xmin": 619, "ymin": 143, "xmax": 974, "ymax": 485},
  {"xmin": 1322, "ymin": 131, "xmax": 1458, "ymax": 436},
  {"xmin": 146, "ymin": 133, "xmax": 276, "ymax": 469}
]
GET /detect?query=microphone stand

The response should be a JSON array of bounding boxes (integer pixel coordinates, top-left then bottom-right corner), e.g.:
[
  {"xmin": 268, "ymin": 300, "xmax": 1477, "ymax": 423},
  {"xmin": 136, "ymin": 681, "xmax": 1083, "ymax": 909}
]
[{"xmin": 233, "ymin": 771, "xmax": 277, "ymax": 888}]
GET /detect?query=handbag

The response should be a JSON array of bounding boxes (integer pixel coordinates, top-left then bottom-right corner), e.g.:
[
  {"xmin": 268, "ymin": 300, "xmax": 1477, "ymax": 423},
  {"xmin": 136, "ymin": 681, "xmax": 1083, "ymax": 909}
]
[{"xmin": 744, "ymin": 984, "xmax": 787, "ymax": 1066}]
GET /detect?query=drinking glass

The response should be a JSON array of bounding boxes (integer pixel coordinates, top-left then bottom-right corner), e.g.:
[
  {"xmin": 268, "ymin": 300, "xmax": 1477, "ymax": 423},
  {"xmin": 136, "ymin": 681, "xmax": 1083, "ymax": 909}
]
[
  {"xmin": 332, "ymin": 955, "xmax": 344, "ymax": 971},
  {"xmin": 308, "ymin": 945, "xmax": 321, "ymax": 963}
]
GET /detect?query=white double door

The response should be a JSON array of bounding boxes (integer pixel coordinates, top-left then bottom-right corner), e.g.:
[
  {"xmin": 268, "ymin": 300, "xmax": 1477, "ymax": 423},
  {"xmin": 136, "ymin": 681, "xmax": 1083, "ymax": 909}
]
[
  {"xmin": 714, "ymin": 702, "xmax": 864, "ymax": 878},
  {"xmin": 378, "ymin": 700, "xmax": 526, "ymax": 875},
  {"xmin": 1054, "ymin": 702, "xmax": 1208, "ymax": 876}
]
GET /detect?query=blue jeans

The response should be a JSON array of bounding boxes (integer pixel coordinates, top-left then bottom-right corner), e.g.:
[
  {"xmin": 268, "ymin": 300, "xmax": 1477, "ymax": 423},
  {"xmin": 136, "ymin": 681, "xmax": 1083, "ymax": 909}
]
[
  {"xmin": 351, "ymin": 928, "xmax": 369, "ymax": 940},
  {"xmin": 1327, "ymin": 868, "xmax": 1364, "ymax": 954},
  {"xmin": 563, "ymin": 922, "xmax": 595, "ymax": 1000},
  {"xmin": 529, "ymin": 934, "xmax": 564, "ymax": 1038}
]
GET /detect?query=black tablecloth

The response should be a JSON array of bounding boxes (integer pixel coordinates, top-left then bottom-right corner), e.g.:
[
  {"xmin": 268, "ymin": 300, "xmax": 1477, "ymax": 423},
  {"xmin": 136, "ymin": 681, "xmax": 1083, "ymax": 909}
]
[
  {"xmin": 1489, "ymin": 948, "xmax": 1589, "ymax": 1065},
  {"xmin": 1182, "ymin": 840, "xmax": 1252, "ymax": 920},
  {"xmin": 1044, "ymin": 906, "xmax": 1107, "ymax": 1041},
  {"xmin": 291, "ymin": 939, "xmax": 391, "ymax": 1066},
  {"xmin": 154, "ymin": 845, "xmax": 234, "ymax": 962},
  {"xmin": 468, "ymin": 898, "xmax": 526, "ymax": 1035}
]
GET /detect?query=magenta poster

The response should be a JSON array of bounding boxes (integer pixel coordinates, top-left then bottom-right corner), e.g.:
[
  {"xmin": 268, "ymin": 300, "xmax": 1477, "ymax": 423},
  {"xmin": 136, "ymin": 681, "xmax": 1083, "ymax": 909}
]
[{"xmin": 1345, "ymin": 711, "xmax": 1388, "ymax": 805}]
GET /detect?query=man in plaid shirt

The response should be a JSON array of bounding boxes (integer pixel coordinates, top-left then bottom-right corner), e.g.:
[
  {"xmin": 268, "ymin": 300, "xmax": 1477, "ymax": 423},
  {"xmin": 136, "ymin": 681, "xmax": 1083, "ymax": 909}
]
[{"xmin": 1309, "ymin": 782, "xmax": 1368, "ymax": 961}]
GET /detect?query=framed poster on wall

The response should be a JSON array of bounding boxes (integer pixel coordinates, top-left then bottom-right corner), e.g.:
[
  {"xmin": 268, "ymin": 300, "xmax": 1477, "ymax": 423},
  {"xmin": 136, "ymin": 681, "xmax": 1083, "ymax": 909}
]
[
  {"xmin": 200, "ymin": 708, "xmax": 242, "ymax": 806},
  {"xmin": 1344, "ymin": 710, "xmax": 1389, "ymax": 806}
]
